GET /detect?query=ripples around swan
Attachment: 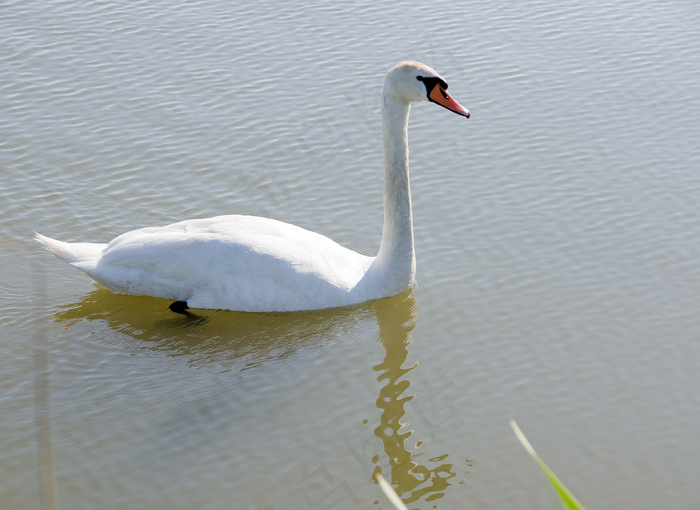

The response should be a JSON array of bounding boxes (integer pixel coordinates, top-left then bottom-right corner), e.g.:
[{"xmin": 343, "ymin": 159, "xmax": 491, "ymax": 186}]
[{"xmin": 2, "ymin": 0, "xmax": 700, "ymax": 508}]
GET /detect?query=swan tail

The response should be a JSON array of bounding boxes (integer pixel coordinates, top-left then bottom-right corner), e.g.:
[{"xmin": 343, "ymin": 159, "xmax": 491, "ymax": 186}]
[{"xmin": 34, "ymin": 233, "xmax": 106, "ymax": 265}]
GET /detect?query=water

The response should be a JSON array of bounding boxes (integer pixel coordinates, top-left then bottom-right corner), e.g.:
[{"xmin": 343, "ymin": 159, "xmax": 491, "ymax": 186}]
[{"xmin": 2, "ymin": 0, "xmax": 700, "ymax": 508}]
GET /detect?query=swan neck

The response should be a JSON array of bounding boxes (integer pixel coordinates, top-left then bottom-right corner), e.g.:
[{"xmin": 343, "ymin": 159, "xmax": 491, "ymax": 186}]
[{"xmin": 374, "ymin": 95, "xmax": 415, "ymax": 291}]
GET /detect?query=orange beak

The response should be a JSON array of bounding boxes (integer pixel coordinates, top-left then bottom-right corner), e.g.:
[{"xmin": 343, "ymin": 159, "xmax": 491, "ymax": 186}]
[{"xmin": 429, "ymin": 83, "xmax": 470, "ymax": 118}]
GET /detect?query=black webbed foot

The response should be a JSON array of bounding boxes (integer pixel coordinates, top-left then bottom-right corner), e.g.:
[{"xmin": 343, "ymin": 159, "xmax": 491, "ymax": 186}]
[{"xmin": 169, "ymin": 300, "xmax": 190, "ymax": 314}]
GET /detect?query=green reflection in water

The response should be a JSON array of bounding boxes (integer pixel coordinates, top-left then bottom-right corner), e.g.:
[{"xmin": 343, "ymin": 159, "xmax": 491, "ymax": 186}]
[{"xmin": 372, "ymin": 294, "xmax": 459, "ymax": 506}]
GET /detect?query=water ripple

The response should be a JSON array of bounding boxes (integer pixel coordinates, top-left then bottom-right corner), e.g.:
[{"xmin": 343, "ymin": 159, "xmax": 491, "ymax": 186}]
[{"xmin": 2, "ymin": 0, "xmax": 700, "ymax": 508}]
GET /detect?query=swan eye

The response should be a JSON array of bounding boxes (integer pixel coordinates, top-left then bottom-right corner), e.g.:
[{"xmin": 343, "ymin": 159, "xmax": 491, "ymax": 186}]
[{"xmin": 417, "ymin": 76, "xmax": 449, "ymax": 99}]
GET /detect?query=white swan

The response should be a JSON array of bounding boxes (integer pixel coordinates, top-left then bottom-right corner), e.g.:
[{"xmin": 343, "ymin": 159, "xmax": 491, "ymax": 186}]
[{"xmin": 36, "ymin": 61, "xmax": 470, "ymax": 313}]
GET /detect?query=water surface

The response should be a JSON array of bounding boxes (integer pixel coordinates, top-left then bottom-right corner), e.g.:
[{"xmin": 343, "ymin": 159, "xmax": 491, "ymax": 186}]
[{"xmin": 2, "ymin": 0, "xmax": 700, "ymax": 508}]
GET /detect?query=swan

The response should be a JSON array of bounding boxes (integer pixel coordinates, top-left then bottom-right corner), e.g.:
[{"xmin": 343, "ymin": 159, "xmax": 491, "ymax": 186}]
[{"xmin": 36, "ymin": 61, "xmax": 470, "ymax": 313}]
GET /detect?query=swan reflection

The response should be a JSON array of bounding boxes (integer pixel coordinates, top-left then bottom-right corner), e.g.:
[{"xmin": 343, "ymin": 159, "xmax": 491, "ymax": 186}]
[
  {"xmin": 52, "ymin": 287, "xmax": 465, "ymax": 506},
  {"xmin": 53, "ymin": 287, "xmax": 378, "ymax": 370},
  {"xmin": 363, "ymin": 293, "xmax": 461, "ymax": 505}
]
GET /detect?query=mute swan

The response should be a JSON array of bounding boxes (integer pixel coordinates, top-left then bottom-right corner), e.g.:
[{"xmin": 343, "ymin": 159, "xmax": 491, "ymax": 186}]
[{"xmin": 36, "ymin": 61, "xmax": 470, "ymax": 313}]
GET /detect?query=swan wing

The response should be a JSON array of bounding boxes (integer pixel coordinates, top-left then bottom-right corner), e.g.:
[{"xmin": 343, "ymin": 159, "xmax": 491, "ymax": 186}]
[{"xmin": 93, "ymin": 215, "xmax": 373, "ymax": 311}]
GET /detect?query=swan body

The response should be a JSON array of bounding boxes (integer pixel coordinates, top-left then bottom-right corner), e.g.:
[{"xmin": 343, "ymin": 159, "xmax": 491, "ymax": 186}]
[{"xmin": 36, "ymin": 61, "xmax": 469, "ymax": 312}]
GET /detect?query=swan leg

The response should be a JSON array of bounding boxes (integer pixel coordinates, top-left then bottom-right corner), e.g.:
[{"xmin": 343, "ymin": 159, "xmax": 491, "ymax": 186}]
[{"xmin": 169, "ymin": 300, "xmax": 190, "ymax": 314}]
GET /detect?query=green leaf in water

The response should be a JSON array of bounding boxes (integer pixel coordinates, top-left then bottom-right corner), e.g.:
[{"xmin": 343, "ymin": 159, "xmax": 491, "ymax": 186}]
[{"xmin": 511, "ymin": 420, "xmax": 586, "ymax": 510}]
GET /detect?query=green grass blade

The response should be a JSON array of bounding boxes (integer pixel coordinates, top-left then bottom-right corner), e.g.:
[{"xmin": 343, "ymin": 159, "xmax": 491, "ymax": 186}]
[{"xmin": 510, "ymin": 420, "xmax": 586, "ymax": 510}]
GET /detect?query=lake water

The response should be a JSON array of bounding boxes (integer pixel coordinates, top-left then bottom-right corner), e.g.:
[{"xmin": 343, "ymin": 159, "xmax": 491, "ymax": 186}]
[{"xmin": 2, "ymin": 0, "xmax": 700, "ymax": 508}]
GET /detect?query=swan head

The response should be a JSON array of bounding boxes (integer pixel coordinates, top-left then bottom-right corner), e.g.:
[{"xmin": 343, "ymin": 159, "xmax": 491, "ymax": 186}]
[{"xmin": 384, "ymin": 61, "xmax": 470, "ymax": 118}]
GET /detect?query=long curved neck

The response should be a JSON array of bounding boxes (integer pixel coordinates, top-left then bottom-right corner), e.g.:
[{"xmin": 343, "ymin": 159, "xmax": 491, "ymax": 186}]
[{"xmin": 374, "ymin": 94, "xmax": 416, "ymax": 293}]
